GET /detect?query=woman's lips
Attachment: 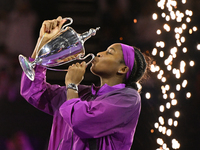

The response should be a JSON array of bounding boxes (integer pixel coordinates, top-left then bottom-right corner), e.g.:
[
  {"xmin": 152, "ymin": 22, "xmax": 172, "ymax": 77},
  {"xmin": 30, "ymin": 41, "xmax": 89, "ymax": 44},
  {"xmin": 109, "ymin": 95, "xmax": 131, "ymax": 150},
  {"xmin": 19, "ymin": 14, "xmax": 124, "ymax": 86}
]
[{"xmin": 92, "ymin": 57, "xmax": 97, "ymax": 63}]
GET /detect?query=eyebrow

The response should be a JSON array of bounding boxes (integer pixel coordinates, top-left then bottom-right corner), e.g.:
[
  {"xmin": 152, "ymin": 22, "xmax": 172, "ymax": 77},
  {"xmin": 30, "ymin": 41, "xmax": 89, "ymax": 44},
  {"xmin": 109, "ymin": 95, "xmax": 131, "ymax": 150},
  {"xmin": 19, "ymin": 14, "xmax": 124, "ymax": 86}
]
[{"xmin": 109, "ymin": 47, "xmax": 116, "ymax": 52}]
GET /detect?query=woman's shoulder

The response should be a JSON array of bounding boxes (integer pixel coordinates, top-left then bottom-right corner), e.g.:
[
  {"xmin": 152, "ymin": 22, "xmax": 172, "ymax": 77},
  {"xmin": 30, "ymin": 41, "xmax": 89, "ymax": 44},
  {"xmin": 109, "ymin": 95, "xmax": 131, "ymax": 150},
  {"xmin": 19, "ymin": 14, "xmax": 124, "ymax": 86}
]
[
  {"xmin": 100, "ymin": 87, "xmax": 140, "ymax": 102},
  {"xmin": 114, "ymin": 86, "xmax": 139, "ymax": 96},
  {"xmin": 111, "ymin": 87, "xmax": 141, "ymax": 103}
]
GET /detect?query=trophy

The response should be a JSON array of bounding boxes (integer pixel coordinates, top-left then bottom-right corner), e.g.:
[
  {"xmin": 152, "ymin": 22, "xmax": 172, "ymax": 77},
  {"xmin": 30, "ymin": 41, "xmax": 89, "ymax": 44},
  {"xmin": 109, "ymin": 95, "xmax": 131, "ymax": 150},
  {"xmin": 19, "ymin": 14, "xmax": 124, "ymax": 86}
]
[{"xmin": 18, "ymin": 17, "xmax": 100, "ymax": 81}]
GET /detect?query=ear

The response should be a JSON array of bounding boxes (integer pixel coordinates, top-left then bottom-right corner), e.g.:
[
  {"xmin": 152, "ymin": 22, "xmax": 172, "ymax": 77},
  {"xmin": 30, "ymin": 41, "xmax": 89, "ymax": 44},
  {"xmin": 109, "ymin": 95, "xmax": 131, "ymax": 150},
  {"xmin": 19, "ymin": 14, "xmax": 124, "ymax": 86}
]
[{"xmin": 118, "ymin": 65, "xmax": 129, "ymax": 75}]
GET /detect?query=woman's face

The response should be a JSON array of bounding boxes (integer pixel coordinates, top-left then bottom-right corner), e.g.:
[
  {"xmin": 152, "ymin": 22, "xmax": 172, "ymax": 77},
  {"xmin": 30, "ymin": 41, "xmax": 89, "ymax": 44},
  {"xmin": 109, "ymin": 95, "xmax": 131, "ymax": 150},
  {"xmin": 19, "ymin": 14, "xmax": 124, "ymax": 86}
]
[{"xmin": 90, "ymin": 43, "xmax": 126, "ymax": 78}]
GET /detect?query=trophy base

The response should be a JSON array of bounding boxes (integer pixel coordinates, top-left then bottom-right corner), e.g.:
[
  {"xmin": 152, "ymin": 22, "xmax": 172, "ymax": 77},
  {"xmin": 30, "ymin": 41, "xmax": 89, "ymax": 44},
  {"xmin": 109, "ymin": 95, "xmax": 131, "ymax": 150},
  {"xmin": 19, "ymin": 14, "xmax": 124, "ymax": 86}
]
[{"xmin": 19, "ymin": 55, "xmax": 35, "ymax": 81}]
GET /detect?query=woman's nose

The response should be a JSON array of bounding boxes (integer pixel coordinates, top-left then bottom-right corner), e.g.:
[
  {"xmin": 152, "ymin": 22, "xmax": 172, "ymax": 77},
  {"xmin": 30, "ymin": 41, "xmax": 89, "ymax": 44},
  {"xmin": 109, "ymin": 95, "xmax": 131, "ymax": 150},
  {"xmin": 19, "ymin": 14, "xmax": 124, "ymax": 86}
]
[{"xmin": 97, "ymin": 53, "xmax": 102, "ymax": 57}]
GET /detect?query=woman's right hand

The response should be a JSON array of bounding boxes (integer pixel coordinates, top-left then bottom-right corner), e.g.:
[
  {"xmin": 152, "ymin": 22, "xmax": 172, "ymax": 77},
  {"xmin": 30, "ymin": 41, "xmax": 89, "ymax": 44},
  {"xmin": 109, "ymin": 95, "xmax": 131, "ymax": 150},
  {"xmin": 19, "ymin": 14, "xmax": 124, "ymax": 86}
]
[{"xmin": 31, "ymin": 16, "xmax": 67, "ymax": 59}]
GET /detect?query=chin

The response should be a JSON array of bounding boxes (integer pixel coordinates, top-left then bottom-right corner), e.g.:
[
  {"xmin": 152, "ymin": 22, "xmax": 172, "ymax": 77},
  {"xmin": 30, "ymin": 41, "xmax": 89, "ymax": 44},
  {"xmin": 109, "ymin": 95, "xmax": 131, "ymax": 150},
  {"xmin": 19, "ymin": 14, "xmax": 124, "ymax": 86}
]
[
  {"xmin": 90, "ymin": 65, "xmax": 96, "ymax": 74},
  {"xmin": 90, "ymin": 65, "xmax": 99, "ymax": 76}
]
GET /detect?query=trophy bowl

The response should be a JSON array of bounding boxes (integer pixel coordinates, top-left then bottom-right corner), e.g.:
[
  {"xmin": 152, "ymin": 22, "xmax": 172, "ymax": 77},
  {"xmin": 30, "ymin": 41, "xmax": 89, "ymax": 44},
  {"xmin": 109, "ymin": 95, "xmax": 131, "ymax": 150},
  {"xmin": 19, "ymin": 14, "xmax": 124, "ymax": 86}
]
[{"xmin": 19, "ymin": 17, "xmax": 100, "ymax": 81}]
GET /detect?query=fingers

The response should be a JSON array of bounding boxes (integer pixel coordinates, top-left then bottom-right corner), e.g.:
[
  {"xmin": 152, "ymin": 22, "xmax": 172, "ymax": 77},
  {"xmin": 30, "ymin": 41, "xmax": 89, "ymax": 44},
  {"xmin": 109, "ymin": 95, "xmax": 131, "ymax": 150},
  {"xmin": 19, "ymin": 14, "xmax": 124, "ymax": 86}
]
[
  {"xmin": 70, "ymin": 62, "xmax": 86, "ymax": 69},
  {"xmin": 42, "ymin": 16, "xmax": 66, "ymax": 34},
  {"xmin": 44, "ymin": 20, "xmax": 57, "ymax": 33},
  {"xmin": 77, "ymin": 62, "xmax": 86, "ymax": 68},
  {"xmin": 66, "ymin": 61, "xmax": 86, "ymax": 85},
  {"xmin": 58, "ymin": 18, "xmax": 67, "ymax": 29},
  {"xmin": 81, "ymin": 61, "xmax": 87, "ymax": 68},
  {"xmin": 57, "ymin": 16, "xmax": 62, "ymax": 22},
  {"xmin": 56, "ymin": 16, "xmax": 67, "ymax": 29},
  {"xmin": 52, "ymin": 19, "xmax": 58, "ymax": 29},
  {"xmin": 44, "ymin": 21, "xmax": 50, "ymax": 33},
  {"xmin": 76, "ymin": 63, "xmax": 80, "ymax": 67},
  {"xmin": 71, "ymin": 63, "xmax": 80, "ymax": 68},
  {"xmin": 39, "ymin": 16, "xmax": 68, "ymax": 39}
]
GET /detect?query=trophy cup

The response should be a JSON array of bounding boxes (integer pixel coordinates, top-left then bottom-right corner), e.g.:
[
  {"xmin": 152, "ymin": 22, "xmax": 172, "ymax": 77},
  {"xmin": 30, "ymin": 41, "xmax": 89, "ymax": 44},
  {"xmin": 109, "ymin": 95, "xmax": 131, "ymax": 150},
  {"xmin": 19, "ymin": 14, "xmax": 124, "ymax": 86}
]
[{"xmin": 18, "ymin": 17, "xmax": 100, "ymax": 81}]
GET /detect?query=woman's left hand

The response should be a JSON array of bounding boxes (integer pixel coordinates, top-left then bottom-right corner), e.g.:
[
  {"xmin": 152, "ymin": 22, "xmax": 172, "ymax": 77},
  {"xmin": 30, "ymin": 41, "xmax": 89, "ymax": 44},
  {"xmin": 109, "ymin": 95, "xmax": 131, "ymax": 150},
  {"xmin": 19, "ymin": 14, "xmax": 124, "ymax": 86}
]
[{"xmin": 65, "ymin": 62, "xmax": 87, "ymax": 86}]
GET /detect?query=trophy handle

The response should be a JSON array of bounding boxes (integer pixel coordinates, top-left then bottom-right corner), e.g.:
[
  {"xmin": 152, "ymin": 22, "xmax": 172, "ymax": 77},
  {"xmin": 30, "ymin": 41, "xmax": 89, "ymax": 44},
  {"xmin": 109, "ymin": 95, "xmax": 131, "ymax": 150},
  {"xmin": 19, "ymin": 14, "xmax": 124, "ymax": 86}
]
[
  {"xmin": 46, "ymin": 53, "xmax": 95, "ymax": 72},
  {"xmin": 76, "ymin": 53, "xmax": 95, "ymax": 66},
  {"xmin": 61, "ymin": 17, "xmax": 73, "ymax": 32},
  {"xmin": 19, "ymin": 55, "xmax": 36, "ymax": 81}
]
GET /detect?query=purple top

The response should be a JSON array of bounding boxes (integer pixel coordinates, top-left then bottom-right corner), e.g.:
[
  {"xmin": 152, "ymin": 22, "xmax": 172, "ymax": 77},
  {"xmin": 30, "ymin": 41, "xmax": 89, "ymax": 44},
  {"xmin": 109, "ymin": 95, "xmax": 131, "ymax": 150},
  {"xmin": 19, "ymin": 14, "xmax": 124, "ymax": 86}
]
[{"xmin": 20, "ymin": 63, "xmax": 141, "ymax": 150}]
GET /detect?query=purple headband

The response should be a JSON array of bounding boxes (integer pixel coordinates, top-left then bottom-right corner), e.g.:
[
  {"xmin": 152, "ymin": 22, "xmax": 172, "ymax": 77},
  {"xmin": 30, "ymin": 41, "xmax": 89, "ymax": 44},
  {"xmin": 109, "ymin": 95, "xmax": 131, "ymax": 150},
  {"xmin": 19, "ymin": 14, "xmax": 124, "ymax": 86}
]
[{"xmin": 120, "ymin": 43, "xmax": 135, "ymax": 80}]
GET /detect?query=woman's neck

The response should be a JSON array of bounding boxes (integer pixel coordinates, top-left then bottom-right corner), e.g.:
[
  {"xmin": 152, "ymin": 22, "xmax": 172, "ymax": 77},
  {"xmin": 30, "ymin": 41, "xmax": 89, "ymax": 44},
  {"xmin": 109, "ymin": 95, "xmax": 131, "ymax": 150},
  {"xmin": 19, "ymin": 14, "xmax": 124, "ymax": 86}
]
[{"xmin": 100, "ymin": 76, "xmax": 124, "ymax": 87}]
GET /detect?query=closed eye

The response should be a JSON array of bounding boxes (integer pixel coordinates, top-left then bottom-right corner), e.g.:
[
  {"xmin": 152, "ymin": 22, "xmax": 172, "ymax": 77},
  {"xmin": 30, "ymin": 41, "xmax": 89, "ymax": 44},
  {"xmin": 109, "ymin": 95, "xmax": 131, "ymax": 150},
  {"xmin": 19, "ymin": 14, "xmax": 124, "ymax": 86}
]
[{"xmin": 106, "ymin": 51, "xmax": 113, "ymax": 55}]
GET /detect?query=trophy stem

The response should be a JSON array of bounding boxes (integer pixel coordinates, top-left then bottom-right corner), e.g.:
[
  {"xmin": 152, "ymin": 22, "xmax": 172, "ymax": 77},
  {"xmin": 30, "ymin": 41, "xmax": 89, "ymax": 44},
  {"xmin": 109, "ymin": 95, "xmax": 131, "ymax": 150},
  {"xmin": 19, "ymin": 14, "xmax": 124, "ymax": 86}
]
[
  {"xmin": 19, "ymin": 55, "xmax": 35, "ymax": 81},
  {"xmin": 19, "ymin": 32, "xmax": 47, "ymax": 81}
]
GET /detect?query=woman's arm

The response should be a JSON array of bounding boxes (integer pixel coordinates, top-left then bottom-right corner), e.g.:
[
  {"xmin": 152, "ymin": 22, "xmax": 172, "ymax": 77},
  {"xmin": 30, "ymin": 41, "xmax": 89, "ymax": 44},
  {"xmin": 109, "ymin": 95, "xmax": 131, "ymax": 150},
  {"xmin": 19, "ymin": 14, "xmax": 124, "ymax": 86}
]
[
  {"xmin": 31, "ymin": 16, "xmax": 67, "ymax": 59},
  {"xmin": 20, "ymin": 16, "xmax": 68, "ymax": 115},
  {"xmin": 20, "ymin": 62, "xmax": 66, "ymax": 115},
  {"xmin": 65, "ymin": 61, "xmax": 87, "ymax": 100}
]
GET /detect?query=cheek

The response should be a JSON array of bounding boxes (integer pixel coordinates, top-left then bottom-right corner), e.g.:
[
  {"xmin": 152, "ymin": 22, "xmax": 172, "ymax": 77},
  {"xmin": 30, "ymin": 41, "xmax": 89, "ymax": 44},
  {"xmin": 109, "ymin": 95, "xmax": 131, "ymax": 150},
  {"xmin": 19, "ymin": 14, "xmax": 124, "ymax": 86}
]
[{"xmin": 90, "ymin": 60, "xmax": 119, "ymax": 74}]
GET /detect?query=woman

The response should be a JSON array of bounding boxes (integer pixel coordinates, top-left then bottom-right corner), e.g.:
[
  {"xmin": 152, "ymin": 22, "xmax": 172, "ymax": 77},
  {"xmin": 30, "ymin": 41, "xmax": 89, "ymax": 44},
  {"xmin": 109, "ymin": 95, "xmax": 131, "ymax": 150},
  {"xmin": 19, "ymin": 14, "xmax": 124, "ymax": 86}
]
[{"xmin": 20, "ymin": 16, "xmax": 148, "ymax": 150}]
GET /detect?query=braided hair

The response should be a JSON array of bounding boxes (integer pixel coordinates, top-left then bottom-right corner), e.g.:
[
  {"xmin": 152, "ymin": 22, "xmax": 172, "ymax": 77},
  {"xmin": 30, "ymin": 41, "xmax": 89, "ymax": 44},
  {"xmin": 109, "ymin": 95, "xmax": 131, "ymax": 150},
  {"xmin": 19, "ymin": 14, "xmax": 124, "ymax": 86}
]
[{"xmin": 125, "ymin": 46, "xmax": 149, "ymax": 91}]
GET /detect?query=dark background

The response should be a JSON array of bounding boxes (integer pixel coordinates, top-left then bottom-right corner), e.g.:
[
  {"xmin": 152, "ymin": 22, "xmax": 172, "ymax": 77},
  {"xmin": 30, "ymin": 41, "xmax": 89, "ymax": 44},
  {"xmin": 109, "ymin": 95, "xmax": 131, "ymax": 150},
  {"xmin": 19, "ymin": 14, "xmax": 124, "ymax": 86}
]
[{"xmin": 0, "ymin": 0, "xmax": 200, "ymax": 149}]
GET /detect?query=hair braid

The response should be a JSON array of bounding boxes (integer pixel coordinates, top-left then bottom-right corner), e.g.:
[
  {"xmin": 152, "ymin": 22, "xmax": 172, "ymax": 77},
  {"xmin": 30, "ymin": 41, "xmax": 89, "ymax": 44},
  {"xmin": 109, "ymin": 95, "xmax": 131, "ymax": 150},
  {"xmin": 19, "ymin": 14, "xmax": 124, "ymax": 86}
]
[{"xmin": 125, "ymin": 47, "xmax": 147, "ymax": 91}]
